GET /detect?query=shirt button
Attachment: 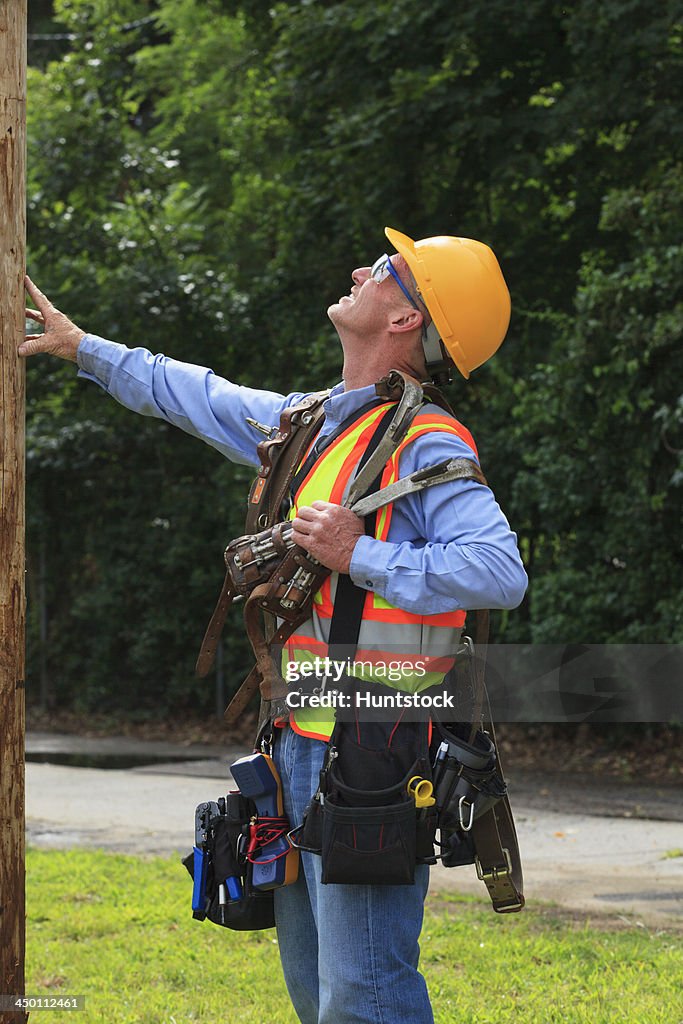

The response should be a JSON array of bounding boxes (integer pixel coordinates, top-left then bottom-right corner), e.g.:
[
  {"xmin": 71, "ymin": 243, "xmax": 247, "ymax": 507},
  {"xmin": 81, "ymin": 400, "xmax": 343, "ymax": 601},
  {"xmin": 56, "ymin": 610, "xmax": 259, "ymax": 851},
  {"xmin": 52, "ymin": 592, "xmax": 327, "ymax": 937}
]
[{"xmin": 365, "ymin": 579, "xmax": 374, "ymax": 589}]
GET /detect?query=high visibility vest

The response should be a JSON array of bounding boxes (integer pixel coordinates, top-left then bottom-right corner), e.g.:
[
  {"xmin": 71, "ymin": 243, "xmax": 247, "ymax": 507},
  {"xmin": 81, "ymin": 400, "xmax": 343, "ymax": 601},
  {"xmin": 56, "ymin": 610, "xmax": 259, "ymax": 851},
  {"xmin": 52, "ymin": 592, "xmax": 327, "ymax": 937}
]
[{"xmin": 283, "ymin": 401, "xmax": 479, "ymax": 740}]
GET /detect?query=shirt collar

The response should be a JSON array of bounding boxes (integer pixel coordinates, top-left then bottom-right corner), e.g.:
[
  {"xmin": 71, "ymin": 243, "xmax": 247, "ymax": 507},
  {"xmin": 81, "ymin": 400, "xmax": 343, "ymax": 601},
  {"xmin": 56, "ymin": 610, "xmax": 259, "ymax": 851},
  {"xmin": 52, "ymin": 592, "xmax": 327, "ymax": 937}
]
[{"xmin": 321, "ymin": 382, "xmax": 379, "ymax": 433}]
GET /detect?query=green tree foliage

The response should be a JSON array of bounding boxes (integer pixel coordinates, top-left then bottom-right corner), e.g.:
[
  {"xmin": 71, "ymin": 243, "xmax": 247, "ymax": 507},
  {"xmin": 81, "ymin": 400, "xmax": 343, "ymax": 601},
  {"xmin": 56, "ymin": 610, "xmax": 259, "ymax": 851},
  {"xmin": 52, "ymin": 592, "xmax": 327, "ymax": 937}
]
[{"xmin": 25, "ymin": 0, "xmax": 683, "ymax": 715}]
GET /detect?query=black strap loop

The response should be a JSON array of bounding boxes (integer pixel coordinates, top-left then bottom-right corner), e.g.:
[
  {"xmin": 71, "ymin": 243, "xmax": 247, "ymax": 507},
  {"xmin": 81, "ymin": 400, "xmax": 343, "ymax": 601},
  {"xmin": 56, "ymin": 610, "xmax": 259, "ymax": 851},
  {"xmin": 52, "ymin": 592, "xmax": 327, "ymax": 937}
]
[{"xmin": 327, "ymin": 403, "xmax": 398, "ymax": 652}]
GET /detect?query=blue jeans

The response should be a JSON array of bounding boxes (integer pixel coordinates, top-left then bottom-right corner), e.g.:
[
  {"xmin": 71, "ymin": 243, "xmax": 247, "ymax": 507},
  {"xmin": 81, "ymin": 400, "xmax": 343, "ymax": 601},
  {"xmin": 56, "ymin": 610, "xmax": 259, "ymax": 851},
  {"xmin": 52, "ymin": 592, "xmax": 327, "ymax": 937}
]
[{"xmin": 273, "ymin": 726, "xmax": 434, "ymax": 1024}]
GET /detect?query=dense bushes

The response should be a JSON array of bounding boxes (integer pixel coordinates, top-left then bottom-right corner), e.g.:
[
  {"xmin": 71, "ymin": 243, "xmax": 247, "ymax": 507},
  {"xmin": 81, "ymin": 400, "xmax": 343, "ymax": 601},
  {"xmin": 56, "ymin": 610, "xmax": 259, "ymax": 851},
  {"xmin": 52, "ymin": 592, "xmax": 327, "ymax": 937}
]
[{"xmin": 25, "ymin": 0, "xmax": 683, "ymax": 714}]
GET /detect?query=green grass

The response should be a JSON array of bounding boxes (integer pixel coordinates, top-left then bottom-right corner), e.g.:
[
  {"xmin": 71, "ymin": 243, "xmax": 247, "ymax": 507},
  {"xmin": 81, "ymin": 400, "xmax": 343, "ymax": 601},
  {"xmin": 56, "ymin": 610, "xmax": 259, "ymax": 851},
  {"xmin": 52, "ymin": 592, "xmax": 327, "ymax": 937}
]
[{"xmin": 26, "ymin": 849, "xmax": 683, "ymax": 1024}]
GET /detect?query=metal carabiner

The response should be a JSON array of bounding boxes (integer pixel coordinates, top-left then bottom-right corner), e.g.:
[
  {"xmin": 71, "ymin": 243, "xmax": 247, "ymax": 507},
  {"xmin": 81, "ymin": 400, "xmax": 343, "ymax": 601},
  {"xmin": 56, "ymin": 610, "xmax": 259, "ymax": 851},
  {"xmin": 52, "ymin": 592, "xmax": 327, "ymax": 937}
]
[
  {"xmin": 260, "ymin": 731, "xmax": 274, "ymax": 756},
  {"xmin": 458, "ymin": 795, "xmax": 475, "ymax": 832}
]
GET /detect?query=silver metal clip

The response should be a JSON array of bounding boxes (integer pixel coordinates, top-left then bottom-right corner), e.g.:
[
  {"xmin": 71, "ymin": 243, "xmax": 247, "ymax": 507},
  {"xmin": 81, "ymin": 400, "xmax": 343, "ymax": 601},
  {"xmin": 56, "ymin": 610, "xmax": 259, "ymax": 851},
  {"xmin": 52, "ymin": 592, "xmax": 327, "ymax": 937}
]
[
  {"xmin": 458, "ymin": 795, "xmax": 475, "ymax": 832},
  {"xmin": 246, "ymin": 416, "xmax": 277, "ymax": 437}
]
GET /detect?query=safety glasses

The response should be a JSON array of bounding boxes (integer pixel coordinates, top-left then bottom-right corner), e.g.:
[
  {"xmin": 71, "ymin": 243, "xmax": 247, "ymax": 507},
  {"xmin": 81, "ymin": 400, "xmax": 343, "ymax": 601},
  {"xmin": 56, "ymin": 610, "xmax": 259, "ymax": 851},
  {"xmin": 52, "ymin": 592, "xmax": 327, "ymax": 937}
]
[
  {"xmin": 370, "ymin": 253, "xmax": 422, "ymax": 311},
  {"xmin": 370, "ymin": 252, "xmax": 445, "ymax": 368}
]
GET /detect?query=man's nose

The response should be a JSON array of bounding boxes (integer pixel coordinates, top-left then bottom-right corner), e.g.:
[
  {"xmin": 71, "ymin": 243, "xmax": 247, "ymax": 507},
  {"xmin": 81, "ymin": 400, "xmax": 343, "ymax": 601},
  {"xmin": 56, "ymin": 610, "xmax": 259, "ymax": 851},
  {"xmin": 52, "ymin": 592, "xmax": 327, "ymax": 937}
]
[{"xmin": 352, "ymin": 267, "xmax": 371, "ymax": 286}]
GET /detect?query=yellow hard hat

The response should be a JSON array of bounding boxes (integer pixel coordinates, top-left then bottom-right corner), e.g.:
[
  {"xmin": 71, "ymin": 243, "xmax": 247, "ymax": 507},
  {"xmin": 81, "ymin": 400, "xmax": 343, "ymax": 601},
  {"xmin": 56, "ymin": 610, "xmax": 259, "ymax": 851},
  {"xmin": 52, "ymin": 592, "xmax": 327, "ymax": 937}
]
[{"xmin": 385, "ymin": 227, "xmax": 511, "ymax": 379}]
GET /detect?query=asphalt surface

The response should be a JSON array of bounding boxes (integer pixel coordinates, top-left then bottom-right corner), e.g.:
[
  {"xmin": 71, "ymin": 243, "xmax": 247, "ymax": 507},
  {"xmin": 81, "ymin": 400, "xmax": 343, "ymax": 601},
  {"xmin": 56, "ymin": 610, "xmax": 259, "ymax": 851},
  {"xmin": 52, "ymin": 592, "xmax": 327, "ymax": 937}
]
[{"xmin": 25, "ymin": 731, "xmax": 683, "ymax": 926}]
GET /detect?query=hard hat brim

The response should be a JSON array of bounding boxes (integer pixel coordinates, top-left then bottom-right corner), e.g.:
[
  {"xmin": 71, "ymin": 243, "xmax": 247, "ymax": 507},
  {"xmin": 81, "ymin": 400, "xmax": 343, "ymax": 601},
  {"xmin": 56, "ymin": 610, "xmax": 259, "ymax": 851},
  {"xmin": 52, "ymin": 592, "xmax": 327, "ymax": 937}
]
[{"xmin": 385, "ymin": 226, "xmax": 417, "ymax": 261}]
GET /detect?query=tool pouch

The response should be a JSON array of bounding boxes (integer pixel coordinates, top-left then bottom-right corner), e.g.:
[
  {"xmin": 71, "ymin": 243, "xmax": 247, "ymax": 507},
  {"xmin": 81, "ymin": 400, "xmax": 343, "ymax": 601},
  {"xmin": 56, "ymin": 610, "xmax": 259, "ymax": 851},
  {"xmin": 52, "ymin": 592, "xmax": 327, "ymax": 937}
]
[
  {"xmin": 224, "ymin": 519, "xmax": 331, "ymax": 623},
  {"xmin": 321, "ymin": 795, "xmax": 416, "ymax": 886},
  {"xmin": 182, "ymin": 793, "xmax": 275, "ymax": 931},
  {"xmin": 298, "ymin": 716, "xmax": 436, "ymax": 886},
  {"xmin": 430, "ymin": 721, "xmax": 507, "ymax": 869},
  {"xmin": 224, "ymin": 522, "xmax": 293, "ymax": 596}
]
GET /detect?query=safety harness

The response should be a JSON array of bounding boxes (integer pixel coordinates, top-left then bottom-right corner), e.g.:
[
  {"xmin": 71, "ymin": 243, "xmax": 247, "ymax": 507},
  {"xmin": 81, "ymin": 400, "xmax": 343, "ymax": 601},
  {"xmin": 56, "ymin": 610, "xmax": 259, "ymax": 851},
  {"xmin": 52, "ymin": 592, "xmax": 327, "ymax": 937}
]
[{"xmin": 196, "ymin": 370, "xmax": 524, "ymax": 913}]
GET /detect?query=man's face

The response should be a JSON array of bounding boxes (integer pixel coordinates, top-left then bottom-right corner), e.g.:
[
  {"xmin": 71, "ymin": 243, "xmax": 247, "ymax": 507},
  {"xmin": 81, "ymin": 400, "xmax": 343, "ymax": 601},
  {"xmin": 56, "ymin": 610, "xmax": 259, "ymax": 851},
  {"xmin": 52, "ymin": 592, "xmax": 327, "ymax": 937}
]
[{"xmin": 327, "ymin": 254, "xmax": 419, "ymax": 337}]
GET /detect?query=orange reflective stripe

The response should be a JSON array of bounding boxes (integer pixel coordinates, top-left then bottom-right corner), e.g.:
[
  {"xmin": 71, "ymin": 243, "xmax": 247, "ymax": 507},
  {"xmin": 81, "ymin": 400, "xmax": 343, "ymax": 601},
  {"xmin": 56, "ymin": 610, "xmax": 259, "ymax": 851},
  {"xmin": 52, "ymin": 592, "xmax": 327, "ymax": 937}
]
[
  {"xmin": 406, "ymin": 412, "xmax": 478, "ymax": 458},
  {"xmin": 364, "ymin": 592, "xmax": 466, "ymax": 627},
  {"xmin": 286, "ymin": 634, "xmax": 328, "ymax": 657},
  {"xmin": 313, "ymin": 580, "xmax": 333, "ymax": 617},
  {"xmin": 329, "ymin": 407, "xmax": 393, "ymax": 505}
]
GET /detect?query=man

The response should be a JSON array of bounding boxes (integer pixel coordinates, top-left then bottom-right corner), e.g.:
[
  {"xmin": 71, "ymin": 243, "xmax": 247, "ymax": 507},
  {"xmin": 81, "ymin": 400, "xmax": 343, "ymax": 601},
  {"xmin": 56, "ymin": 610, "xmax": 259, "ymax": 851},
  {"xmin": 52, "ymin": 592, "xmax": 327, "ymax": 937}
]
[{"xmin": 21, "ymin": 227, "xmax": 527, "ymax": 1024}]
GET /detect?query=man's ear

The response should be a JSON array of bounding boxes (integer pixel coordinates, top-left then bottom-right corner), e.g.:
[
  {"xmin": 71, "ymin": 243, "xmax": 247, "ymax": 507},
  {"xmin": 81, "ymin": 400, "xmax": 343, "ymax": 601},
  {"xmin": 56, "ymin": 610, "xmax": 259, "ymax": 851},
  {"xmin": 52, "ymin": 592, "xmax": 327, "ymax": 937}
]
[{"xmin": 388, "ymin": 308, "xmax": 423, "ymax": 335}]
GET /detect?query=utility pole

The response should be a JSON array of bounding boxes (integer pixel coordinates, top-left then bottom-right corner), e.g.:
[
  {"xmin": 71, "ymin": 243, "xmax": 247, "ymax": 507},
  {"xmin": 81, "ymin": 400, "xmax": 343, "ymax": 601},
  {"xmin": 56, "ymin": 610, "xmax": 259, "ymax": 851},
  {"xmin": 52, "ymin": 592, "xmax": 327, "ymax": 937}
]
[{"xmin": 0, "ymin": 2, "xmax": 28, "ymax": 1022}]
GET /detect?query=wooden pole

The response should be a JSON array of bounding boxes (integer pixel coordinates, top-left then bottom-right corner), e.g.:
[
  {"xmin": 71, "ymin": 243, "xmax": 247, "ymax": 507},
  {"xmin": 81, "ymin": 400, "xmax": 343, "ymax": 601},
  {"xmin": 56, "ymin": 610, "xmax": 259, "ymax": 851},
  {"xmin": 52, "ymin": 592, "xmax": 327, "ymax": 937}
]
[{"xmin": 0, "ymin": 2, "xmax": 27, "ymax": 1022}]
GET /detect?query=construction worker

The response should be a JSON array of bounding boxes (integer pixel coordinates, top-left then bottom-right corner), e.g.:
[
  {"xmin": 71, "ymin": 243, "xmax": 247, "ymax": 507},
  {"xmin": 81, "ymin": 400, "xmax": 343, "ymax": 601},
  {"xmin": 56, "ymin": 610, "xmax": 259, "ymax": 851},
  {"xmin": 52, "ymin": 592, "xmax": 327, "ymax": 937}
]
[{"xmin": 21, "ymin": 228, "xmax": 527, "ymax": 1024}]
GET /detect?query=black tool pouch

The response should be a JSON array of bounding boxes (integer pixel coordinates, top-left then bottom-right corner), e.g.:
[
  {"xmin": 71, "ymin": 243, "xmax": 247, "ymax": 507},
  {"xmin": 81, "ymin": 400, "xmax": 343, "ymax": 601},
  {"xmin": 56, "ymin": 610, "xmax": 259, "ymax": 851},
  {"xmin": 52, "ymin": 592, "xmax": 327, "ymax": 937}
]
[
  {"xmin": 430, "ymin": 721, "xmax": 507, "ymax": 869},
  {"xmin": 182, "ymin": 792, "xmax": 275, "ymax": 931},
  {"xmin": 311, "ymin": 716, "xmax": 435, "ymax": 886}
]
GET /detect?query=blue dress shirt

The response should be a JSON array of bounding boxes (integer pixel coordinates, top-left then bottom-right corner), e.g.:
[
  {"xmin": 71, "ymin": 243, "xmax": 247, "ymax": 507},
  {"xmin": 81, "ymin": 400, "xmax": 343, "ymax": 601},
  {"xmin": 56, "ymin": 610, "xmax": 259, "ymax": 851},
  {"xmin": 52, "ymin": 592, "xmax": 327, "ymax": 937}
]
[{"xmin": 77, "ymin": 335, "xmax": 527, "ymax": 613}]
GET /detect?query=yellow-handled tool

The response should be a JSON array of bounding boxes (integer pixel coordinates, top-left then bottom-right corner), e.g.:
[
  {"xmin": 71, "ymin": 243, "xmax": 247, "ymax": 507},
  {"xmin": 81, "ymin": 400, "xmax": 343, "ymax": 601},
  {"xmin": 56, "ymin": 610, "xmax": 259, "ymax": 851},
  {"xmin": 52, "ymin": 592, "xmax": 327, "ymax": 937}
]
[{"xmin": 407, "ymin": 775, "xmax": 436, "ymax": 808}]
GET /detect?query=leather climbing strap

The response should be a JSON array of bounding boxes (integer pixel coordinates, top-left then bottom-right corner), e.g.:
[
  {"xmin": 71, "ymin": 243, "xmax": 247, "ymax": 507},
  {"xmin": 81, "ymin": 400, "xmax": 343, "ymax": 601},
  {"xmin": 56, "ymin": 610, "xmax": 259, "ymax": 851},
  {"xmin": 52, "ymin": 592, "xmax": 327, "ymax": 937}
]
[
  {"xmin": 246, "ymin": 390, "xmax": 331, "ymax": 534},
  {"xmin": 196, "ymin": 391, "xmax": 330, "ymax": 678},
  {"xmin": 466, "ymin": 608, "xmax": 525, "ymax": 913}
]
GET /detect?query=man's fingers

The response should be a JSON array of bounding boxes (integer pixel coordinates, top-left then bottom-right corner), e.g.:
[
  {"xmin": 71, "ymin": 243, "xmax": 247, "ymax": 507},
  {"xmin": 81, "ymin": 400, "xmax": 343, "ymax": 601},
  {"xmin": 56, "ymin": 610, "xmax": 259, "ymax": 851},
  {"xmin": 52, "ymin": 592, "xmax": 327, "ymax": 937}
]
[
  {"xmin": 24, "ymin": 275, "xmax": 54, "ymax": 314},
  {"xmin": 18, "ymin": 337, "xmax": 48, "ymax": 357},
  {"xmin": 25, "ymin": 307, "xmax": 45, "ymax": 324},
  {"xmin": 296, "ymin": 506, "xmax": 319, "ymax": 522}
]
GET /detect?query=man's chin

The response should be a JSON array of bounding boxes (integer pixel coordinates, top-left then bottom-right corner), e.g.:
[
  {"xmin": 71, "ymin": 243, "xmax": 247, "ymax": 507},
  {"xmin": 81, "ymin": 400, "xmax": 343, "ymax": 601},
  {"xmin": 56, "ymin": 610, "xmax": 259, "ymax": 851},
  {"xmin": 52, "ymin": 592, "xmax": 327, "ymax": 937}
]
[{"xmin": 327, "ymin": 301, "xmax": 344, "ymax": 325}]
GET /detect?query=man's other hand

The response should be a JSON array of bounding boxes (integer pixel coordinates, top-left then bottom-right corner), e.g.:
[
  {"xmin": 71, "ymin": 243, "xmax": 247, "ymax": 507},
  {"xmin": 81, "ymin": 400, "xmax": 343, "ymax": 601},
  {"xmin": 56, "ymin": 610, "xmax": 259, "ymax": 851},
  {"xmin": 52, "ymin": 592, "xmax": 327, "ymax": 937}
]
[
  {"xmin": 291, "ymin": 501, "xmax": 365, "ymax": 574},
  {"xmin": 20, "ymin": 276, "xmax": 86, "ymax": 363}
]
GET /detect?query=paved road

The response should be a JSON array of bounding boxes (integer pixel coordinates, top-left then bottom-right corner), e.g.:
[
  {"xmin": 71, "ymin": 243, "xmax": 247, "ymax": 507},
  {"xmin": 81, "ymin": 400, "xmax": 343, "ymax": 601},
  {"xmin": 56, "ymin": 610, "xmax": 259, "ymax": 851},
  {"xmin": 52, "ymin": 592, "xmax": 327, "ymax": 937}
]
[{"xmin": 25, "ymin": 733, "xmax": 683, "ymax": 926}]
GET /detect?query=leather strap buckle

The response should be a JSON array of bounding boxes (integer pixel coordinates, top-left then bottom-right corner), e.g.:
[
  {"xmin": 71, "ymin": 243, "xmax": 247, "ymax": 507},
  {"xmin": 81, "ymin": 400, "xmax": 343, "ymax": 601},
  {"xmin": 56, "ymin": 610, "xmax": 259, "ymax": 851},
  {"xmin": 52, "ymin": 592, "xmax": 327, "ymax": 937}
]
[{"xmin": 475, "ymin": 847, "xmax": 524, "ymax": 913}]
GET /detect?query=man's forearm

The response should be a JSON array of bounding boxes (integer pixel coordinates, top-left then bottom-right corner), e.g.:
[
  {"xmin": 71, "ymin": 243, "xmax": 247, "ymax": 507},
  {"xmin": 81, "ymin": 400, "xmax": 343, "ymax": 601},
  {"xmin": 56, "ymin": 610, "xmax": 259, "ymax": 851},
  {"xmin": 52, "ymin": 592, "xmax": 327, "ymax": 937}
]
[
  {"xmin": 76, "ymin": 334, "xmax": 305, "ymax": 467},
  {"xmin": 349, "ymin": 532, "xmax": 528, "ymax": 614}
]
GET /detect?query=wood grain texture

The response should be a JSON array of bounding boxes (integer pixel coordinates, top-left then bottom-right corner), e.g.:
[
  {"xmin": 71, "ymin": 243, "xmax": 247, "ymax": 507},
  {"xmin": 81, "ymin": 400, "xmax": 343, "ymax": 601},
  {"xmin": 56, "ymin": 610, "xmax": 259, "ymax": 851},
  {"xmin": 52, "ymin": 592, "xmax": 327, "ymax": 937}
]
[{"xmin": 0, "ymin": 3, "xmax": 27, "ymax": 1022}]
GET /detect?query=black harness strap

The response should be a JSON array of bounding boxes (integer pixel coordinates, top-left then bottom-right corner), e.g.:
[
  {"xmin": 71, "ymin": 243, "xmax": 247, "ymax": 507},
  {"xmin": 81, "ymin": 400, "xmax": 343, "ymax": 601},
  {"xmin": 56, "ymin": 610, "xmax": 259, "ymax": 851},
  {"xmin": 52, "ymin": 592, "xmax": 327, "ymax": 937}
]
[{"xmin": 325, "ymin": 402, "xmax": 398, "ymax": 652}]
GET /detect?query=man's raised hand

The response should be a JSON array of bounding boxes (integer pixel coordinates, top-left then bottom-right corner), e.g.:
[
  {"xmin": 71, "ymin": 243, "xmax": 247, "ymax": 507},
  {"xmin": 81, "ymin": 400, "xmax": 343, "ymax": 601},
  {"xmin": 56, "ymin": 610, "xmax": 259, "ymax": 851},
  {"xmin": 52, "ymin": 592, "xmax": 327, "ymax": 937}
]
[{"xmin": 20, "ymin": 276, "xmax": 86, "ymax": 363}]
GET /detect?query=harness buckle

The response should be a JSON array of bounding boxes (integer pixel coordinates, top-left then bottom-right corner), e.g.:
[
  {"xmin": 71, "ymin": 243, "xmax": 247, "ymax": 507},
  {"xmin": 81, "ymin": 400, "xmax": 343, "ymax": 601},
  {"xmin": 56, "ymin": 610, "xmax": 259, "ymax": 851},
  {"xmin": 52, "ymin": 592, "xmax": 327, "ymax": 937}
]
[
  {"xmin": 458, "ymin": 635, "xmax": 475, "ymax": 658},
  {"xmin": 475, "ymin": 847, "xmax": 524, "ymax": 913},
  {"xmin": 475, "ymin": 845, "xmax": 512, "ymax": 882}
]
